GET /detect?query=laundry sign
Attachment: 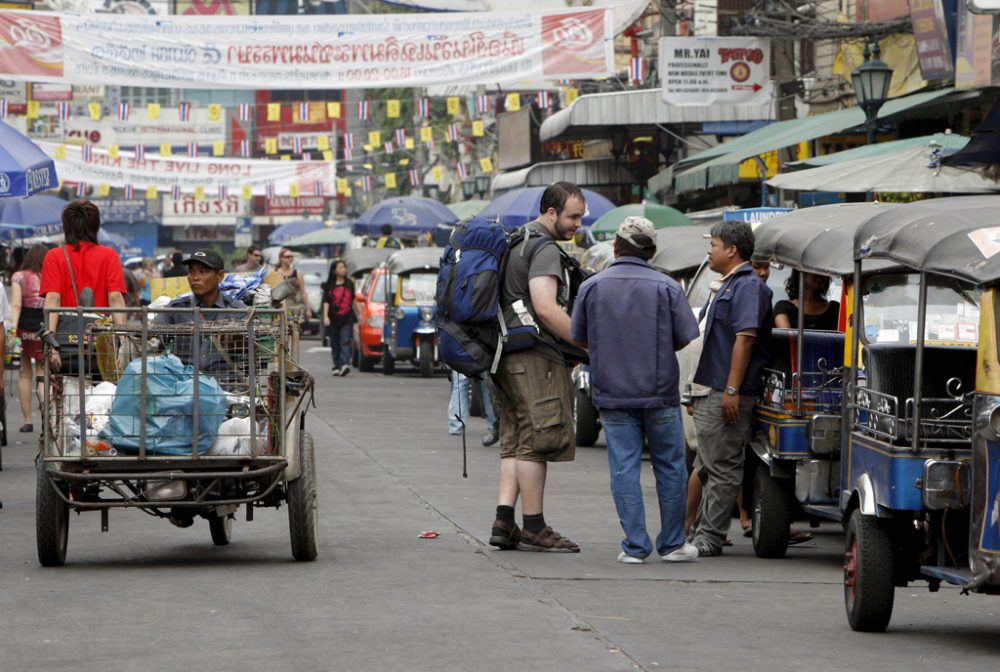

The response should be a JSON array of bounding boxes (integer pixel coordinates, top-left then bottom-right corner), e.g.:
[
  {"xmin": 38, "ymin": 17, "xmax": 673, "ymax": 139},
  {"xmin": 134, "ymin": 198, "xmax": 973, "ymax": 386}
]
[{"xmin": 660, "ymin": 36, "xmax": 772, "ymax": 106}]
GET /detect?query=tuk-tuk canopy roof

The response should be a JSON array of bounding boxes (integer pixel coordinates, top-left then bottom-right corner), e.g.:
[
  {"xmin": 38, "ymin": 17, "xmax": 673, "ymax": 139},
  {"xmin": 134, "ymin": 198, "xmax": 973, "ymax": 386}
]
[
  {"xmin": 386, "ymin": 247, "xmax": 443, "ymax": 274},
  {"xmin": 855, "ymin": 195, "xmax": 1000, "ymax": 285},
  {"xmin": 343, "ymin": 247, "xmax": 393, "ymax": 277},
  {"xmin": 651, "ymin": 226, "xmax": 711, "ymax": 275},
  {"xmin": 752, "ymin": 203, "xmax": 900, "ymax": 277}
]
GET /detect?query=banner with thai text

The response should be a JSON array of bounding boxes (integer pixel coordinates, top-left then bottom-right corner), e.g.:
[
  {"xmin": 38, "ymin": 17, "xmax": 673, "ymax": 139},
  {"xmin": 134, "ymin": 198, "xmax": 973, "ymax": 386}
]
[
  {"xmin": 0, "ymin": 8, "xmax": 614, "ymax": 90},
  {"xmin": 38, "ymin": 141, "xmax": 334, "ymax": 195}
]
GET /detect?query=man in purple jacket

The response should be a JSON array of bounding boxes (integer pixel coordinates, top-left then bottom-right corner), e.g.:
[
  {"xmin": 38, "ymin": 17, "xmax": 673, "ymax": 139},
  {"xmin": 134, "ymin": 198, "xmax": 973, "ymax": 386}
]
[{"xmin": 571, "ymin": 217, "xmax": 701, "ymax": 564}]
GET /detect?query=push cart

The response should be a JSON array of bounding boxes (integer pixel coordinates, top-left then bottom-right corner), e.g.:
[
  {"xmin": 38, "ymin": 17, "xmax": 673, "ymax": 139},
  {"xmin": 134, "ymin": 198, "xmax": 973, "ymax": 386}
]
[{"xmin": 35, "ymin": 305, "xmax": 317, "ymax": 566}]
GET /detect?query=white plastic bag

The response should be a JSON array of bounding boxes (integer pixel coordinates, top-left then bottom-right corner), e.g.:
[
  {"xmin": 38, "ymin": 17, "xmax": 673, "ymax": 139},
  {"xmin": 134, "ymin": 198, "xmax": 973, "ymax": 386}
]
[{"xmin": 208, "ymin": 417, "xmax": 253, "ymax": 456}]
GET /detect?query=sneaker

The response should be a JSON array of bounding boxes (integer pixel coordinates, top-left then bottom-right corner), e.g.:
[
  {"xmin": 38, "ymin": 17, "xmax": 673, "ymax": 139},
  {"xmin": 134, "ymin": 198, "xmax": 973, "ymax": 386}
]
[
  {"xmin": 617, "ymin": 551, "xmax": 645, "ymax": 564},
  {"xmin": 661, "ymin": 542, "xmax": 698, "ymax": 563},
  {"xmin": 488, "ymin": 519, "xmax": 521, "ymax": 550},
  {"xmin": 693, "ymin": 539, "xmax": 722, "ymax": 557},
  {"xmin": 340, "ymin": 364, "xmax": 351, "ymax": 376},
  {"xmin": 481, "ymin": 423, "xmax": 499, "ymax": 447}
]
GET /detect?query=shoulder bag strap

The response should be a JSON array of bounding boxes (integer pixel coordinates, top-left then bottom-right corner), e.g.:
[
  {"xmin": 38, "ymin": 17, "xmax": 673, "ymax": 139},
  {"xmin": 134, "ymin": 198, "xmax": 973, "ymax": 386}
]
[{"xmin": 61, "ymin": 245, "xmax": 81, "ymax": 305}]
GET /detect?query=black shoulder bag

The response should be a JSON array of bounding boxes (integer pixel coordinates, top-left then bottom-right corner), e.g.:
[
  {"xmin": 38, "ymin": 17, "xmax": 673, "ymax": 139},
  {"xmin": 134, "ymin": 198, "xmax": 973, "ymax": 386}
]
[{"xmin": 54, "ymin": 246, "xmax": 97, "ymax": 354}]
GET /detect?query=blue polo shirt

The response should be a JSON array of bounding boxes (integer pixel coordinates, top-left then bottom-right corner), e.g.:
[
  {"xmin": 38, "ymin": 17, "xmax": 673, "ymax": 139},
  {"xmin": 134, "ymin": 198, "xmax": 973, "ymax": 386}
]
[
  {"xmin": 571, "ymin": 256, "xmax": 699, "ymax": 409},
  {"xmin": 693, "ymin": 263, "xmax": 773, "ymax": 395}
]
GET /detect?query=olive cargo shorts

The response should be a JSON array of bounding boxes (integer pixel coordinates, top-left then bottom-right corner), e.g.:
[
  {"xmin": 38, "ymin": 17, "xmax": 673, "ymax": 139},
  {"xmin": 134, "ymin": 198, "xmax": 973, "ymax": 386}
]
[{"xmin": 493, "ymin": 350, "xmax": 575, "ymax": 463}]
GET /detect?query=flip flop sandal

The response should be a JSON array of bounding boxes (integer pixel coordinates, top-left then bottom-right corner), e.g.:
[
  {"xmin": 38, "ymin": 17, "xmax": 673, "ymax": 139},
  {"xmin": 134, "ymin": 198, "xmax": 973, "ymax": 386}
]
[
  {"xmin": 787, "ymin": 531, "xmax": 814, "ymax": 545},
  {"xmin": 516, "ymin": 526, "xmax": 580, "ymax": 553},
  {"xmin": 742, "ymin": 523, "xmax": 753, "ymax": 538}
]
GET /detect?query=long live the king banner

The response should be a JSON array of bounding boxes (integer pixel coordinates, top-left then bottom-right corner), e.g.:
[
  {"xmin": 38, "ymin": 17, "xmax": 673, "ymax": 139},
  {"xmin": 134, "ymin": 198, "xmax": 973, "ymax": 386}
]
[{"xmin": 0, "ymin": 8, "xmax": 613, "ymax": 89}]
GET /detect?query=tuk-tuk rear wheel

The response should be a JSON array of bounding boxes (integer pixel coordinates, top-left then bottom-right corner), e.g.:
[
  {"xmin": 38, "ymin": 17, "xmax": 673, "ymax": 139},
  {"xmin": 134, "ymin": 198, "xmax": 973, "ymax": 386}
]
[
  {"xmin": 574, "ymin": 389, "xmax": 600, "ymax": 448},
  {"xmin": 383, "ymin": 351, "xmax": 396, "ymax": 376},
  {"xmin": 418, "ymin": 340, "xmax": 433, "ymax": 378},
  {"xmin": 36, "ymin": 459, "xmax": 69, "ymax": 567},
  {"xmin": 844, "ymin": 508, "xmax": 894, "ymax": 632},
  {"xmin": 287, "ymin": 431, "xmax": 319, "ymax": 562}
]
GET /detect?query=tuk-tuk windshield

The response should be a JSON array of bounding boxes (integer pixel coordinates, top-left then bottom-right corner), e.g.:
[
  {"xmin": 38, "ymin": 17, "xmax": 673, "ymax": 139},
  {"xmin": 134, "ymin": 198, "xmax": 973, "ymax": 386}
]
[
  {"xmin": 861, "ymin": 273, "xmax": 981, "ymax": 345},
  {"xmin": 370, "ymin": 272, "xmax": 395, "ymax": 303},
  {"xmin": 398, "ymin": 272, "xmax": 437, "ymax": 305}
]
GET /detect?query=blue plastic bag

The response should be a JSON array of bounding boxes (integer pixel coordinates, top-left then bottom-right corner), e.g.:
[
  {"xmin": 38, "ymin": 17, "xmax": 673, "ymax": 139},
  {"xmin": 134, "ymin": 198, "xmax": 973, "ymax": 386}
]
[
  {"xmin": 219, "ymin": 267, "xmax": 267, "ymax": 301},
  {"xmin": 101, "ymin": 354, "xmax": 227, "ymax": 456}
]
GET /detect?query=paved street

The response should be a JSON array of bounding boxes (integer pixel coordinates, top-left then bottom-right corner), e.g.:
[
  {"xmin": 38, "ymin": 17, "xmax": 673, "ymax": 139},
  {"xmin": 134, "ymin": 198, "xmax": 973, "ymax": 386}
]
[{"xmin": 1, "ymin": 345, "xmax": 998, "ymax": 672}]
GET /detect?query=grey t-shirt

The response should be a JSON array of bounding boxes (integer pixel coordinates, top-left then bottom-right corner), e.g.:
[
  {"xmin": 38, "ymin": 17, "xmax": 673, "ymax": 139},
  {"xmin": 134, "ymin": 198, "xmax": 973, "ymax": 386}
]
[{"xmin": 501, "ymin": 221, "xmax": 566, "ymax": 361}]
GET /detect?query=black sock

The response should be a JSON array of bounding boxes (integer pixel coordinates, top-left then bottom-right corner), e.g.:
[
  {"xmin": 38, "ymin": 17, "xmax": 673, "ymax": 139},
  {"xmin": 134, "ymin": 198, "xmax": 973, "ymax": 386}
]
[
  {"xmin": 495, "ymin": 505, "xmax": 515, "ymax": 527},
  {"xmin": 523, "ymin": 513, "xmax": 546, "ymax": 534}
]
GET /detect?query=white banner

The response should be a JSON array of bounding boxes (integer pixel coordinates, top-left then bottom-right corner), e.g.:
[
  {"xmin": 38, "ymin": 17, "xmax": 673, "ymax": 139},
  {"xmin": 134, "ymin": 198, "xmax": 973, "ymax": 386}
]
[
  {"xmin": 162, "ymin": 195, "xmax": 246, "ymax": 225},
  {"xmin": 659, "ymin": 37, "xmax": 772, "ymax": 107},
  {"xmin": 64, "ymin": 107, "xmax": 227, "ymax": 146},
  {"xmin": 39, "ymin": 141, "xmax": 335, "ymax": 196},
  {"xmin": 0, "ymin": 8, "xmax": 614, "ymax": 90}
]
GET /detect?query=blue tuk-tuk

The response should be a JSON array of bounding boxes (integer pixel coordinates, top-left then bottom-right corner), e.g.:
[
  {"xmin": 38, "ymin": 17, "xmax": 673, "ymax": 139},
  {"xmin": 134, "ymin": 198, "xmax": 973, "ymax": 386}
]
[
  {"xmin": 381, "ymin": 247, "xmax": 443, "ymax": 378},
  {"xmin": 842, "ymin": 196, "xmax": 1000, "ymax": 632}
]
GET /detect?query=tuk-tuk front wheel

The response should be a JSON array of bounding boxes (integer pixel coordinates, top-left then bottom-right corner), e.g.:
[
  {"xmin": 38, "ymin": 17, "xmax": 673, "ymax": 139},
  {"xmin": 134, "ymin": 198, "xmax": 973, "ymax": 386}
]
[
  {"xmin": 752, "ymin": 465, "xmax": 790, "ymax": 558},
  {"xmin": 383, "ymin": 350, "xmax": 396, "ymax": 376},
  {"xmin": 36, "ymin": 459, "xmax": 69, "ymax": 567},
  {"xmin": 844, "ymin": 508, "xmax": 894, "ymax": 632},
  {"xmin": 418, "ymin": 340, "xmax": 433, "ymax": 378},
  {"xmin": 287, "ymin": 431, "xmax": 319, "ymax": 562}
]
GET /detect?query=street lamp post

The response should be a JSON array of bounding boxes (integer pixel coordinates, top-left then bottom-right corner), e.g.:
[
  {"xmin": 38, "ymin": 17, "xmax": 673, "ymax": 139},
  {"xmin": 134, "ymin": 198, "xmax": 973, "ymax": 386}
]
[
  {"xmin": 851, "ymin": 43, "xmax": 893, "ymax": 146},
  {"xmin": 474, "ymin": 174, "xmax": 491, "ymax": 199}
]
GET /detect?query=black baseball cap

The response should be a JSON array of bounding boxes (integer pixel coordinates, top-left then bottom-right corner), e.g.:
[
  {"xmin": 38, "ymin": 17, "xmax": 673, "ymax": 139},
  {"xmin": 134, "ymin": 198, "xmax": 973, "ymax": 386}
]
[{"xmin": 182, "ymin": 249, "xmax": 225, "ymax": 271}]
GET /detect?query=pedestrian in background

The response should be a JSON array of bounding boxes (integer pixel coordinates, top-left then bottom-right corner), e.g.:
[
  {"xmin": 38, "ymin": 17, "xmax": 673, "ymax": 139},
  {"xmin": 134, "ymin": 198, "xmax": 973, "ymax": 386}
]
[
  {"xmin": 10, "ymin": 244, "xmax": 47, "ymax": 432},
  {"xmin": 571, "ymin": 217, "xmax": 700, "ymax": 564},
  {"xmin": 448, "ymin": 372, "xmax": 498, "ymax": 445},
  {"xmin": 689, "ymin": 221, "xmax": 773, "ymax": 557},
  {"xmin": 162, "ymin": 251, "xmax": 187, "ymax": 278},
  {"xmin": 323, "ymin": 258, "xmax": 355, "ymax": 376},
  {"xmin": 375, "ymin": 224, "xmax": 402, "ymax": 249}
]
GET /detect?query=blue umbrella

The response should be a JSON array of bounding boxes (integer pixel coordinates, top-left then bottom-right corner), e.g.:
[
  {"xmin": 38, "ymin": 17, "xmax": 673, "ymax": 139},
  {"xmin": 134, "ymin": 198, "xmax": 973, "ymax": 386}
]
[
  {"xmin": 357, "ymin": 196, "xmax": 458, "ymax": 237},
  {"xmin": 477, "ymin": 187, "xmax": 616, "ymax": 230},
  {"xmin": 268, "ymin": 219, "xmax": 325, "ymax": 245},
  {"xmin": 0, "ymin": 194, "xmax": 66, "ymax": 241},
  {"xmin": 0, "ymin": 120, "xmax": 58, "ymax": 198},
  {"xmin": 98, "ymin": 229, "xmax": 129, "ymax": 251}
]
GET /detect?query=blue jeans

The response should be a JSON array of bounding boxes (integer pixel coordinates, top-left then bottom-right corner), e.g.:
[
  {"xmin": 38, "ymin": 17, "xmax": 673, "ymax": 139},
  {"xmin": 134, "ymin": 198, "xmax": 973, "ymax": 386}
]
[
  {"xmin": 601, "ymin": 406, "xmax": 687, "ymax": 558},
  {"xmin": 328, "ymin": 321, "xmax": 353, "ymax": 368},
  {"xmin": 448, "ymin": 373, "xmax": 496, "ymax": 433}
]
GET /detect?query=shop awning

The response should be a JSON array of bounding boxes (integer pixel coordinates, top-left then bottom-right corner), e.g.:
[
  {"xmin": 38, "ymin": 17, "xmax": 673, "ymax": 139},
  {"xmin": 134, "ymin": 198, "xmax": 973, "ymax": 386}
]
[
  {"xmin": 539, "ymin": 88, "xmax": 773, "ymax": 142},
  {"xmin": 492, "ymin": 157, "xmax": 631, "ymax": 193},
  {"xmin": 671, "ymin": 87, "xmax": 956, "ymax": 195},
  {"xmin": 785, "ymin": 132, "xmax": 967, "ymax": 170}
]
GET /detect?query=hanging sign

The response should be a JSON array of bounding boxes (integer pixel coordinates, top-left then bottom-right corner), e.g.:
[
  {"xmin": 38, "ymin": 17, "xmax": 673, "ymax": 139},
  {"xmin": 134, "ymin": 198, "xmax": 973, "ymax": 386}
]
[{"xmin": 659, "ymin": 36, "xmax": 772, "ymax": 106}]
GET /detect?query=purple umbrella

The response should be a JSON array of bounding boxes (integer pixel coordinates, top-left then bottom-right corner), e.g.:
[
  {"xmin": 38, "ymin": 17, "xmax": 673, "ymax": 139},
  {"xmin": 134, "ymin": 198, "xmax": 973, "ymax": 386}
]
[{"xmin": 477, "ymin": 187, "xmax": 616, "ymax": 230}]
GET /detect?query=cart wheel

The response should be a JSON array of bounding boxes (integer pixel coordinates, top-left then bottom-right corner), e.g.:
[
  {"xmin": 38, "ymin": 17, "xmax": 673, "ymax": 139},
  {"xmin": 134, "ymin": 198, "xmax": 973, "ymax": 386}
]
[
  {"xmin": 418, "ymin": 340, "xmax": 433, "ymax": 378},
  {"xmin": 288, "ymin": 431, "xmax": 318, "ymax": 562},
  {"xmin": 36, "ymin": 458, "xmax": 69, "ymax": 567},
  {"xmin": 844, "ymin": 508, "xmax": 895, "ymax": 632},
  {"xmin": 382, "ymin": 351, "xmax": 395, "ymax": 376},
  {"xmin": 752, "ymin": 465, "xmax": 791, "ymax": 558},
  {"xmin": 469, "ymin": 381, "xmax": 484, "ymax": 418},
  {"xmin": 574, "ymin": 389, "xmax": 600, "ymax": 447},
  {"xmin": 209, "ymin": 513, "xmax": 233, "ymax": 546},
  {"xmin": 359, "ymin": 354, "xmax": 376, "ymax": 373}
]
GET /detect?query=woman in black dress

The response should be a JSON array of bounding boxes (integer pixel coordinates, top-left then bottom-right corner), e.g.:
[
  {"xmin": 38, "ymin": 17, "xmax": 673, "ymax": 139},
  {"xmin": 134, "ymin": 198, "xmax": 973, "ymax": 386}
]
[{"xmin": 773, "ymin": 269, "xmax": 840, "ymax": 330}]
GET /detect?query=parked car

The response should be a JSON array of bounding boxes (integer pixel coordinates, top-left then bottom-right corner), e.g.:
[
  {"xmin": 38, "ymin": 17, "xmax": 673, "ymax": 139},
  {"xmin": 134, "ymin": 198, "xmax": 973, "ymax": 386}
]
[{"xmin": 344, "ymin": 248, "xmax": 394, "ymax": 371}]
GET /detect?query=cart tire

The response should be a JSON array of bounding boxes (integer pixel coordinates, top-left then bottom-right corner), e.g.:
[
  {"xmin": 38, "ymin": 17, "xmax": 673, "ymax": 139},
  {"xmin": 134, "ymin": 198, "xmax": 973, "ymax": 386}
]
[
  {"xmin": 288, "ymin": 431, "xmax": 319, "ymax": 562},
  {"xmin": 36, "ymin": 459, "xmax": 69, "ymax": 567},
  {"xmin": 469, "ymin": 381, "xmax": 484, "ymax": 418},
  {"xmin": 844, "ymin": 508, "xmax": 894, "ymax": 632},
  {"xmin": 383, "ymin": 351, "xmax": 395, "ymax": 376},
  {"xmin": 209, "ymin": 513, "xmax": 233, "ymax": 546},
  {"xmin": 574, "ymin": 389, "xmax": 600, "ymax": 447},
  {"xmin": 418, "ymin": 340, "xmax": 433, "ymax": 378},
  {"xmin": 752, "ymin": 465, "xmax": 791, "ymax": 558}
]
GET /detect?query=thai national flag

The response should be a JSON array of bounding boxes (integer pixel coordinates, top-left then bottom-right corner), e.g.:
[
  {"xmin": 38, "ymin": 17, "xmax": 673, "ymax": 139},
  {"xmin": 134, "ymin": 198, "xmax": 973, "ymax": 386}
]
[
  {"xmin": 76, "ymin": 182, "xmax": 87, "ymax": 197},
  {"xmin": 265, "ymin": 182, "xmax": 275, "ymax": 199},
  {"xmin": 135, "ymin": 145, "xmax": 145, "ymax": 161},
  {"xmin": 118, "ymin": 102, "xmax": 130, "ymax": 121},
  {"xmin": 171, "ymin": 185, "xmax": 181, "ymax": 199},
  {"xmin": 123, "ymin": 184, "xmax": 134, "ymax": 199},
  {"xmin": 476, "ymin": 95, "xmax": 491, "ymax": 115},
  {"xmin": 58, "ymin": 102, "xmax": 71, "ymax": 120},
  {"xmin": 344, "ymin": 132, "xmax": 355, "ymax": 150},
  {"xmin": 394, "ymin": 128, "xmax": 406, "ymax": 146},
  {"xmin": 240, "ymin": 139, "xmax": 251, "ymax": 157},
  {"xmin": 0, "ymin": 98, "xmax": 7, "ymax": 118},
  {"xmin": 457, "ymin": 162, "xmax": 468, "ymax": 179},
  {"xmin": 313, "ymin": 180, "xmax": 324, "ymax": 195},
  {"xmin": 417, "ymin": 97, "xmax": 430, "ymax": 118},
  {"xmin": 178, "ymin": 102, "xmax": 191, "ymax": 122},
  {"xmin": 238, "ymin": 103, "xmax": 251, "ymax": 122},
  {"xmin": 187, "ymin": 143, "xmax": 198, "ymax": 158},
  {"xmin": 293, "ymin": 136, "xmax": 303, "ymax": 154},
  {"xmin": 82, "ymin": 145, "xmax": 92, "ymax": 162},
  {"xmin": 630, "ymin": 57, "xmax": 646, "ymax": 83},
  {"xmin": 384, "ymin": 141, "xmax": 394, "ymax": 155},
  {"xmin": 447, "ymin": 123, "xmax": 460, "ymax": 142},
  {"xmin": 218, "ymin": 184, "xmax": 228, "ymax": 200},
  {"xmin": 409, "ymin": 169, "xmax": 420, "ymax": 186},
  {"xmin": 558, "ymin": 79, "xmax": 572, "ymax": 85},
  {"xmin": 344, "ymin": 147, "xmax": 354, "ymax": 161},
  {"xmin": 536, "ymin": 91, "xmax": 551, "ymax": 109},
  {"xmin": 357, "ymin": 100, "xmax": 370, "ymax": 120},
  {"xmin": 361, "ymin": 175, "xmax": 372, "ymax": 192},
  {"xmin": 298, "ymin": 101, "xmax": 309, "ymax": 120}
]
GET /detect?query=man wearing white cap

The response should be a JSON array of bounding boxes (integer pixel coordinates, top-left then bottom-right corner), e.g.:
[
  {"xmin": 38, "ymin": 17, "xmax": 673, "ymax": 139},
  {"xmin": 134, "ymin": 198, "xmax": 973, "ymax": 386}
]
[{"xmin": 571, "ymin": 216, "xmax": 701, "ymax": 564}]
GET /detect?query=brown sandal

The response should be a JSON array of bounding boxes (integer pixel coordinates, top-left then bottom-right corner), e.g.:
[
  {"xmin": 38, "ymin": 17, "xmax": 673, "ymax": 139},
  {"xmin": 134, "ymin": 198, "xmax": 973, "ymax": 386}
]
[{"xmin": 517, "ymin": 526, "xmax": 580, "ymax": 553}]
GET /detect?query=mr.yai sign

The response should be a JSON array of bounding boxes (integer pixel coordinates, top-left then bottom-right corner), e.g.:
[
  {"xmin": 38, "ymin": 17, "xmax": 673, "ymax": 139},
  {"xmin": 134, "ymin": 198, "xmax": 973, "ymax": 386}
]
[{"xmin": 660, "ymin": 36, "xmax": 772, "ymax": 106}]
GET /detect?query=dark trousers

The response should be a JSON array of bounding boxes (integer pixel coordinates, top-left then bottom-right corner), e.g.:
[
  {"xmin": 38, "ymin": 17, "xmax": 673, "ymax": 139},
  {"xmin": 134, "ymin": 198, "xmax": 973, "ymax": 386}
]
[{"xmin": 328, "ymin": 321, "xmax": 353, "ymax": 368}]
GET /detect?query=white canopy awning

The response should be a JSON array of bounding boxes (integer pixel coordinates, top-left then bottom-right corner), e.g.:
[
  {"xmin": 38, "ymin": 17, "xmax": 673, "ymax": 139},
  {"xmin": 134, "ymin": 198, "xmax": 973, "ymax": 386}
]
[{"xmin": 492, "ymin": 158, "xmax": 630, "ymax": 193}]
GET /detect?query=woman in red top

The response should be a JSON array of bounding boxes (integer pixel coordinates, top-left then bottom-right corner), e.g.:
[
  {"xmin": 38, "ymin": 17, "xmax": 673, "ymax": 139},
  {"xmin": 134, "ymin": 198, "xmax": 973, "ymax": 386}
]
[
  {"xmin": 11, "ymin": 243, "xmax": 48, "ymax": 431},
  {"xmin": 40, "ymin": 200, "xmax": 128, "ymax": 372},
  {"xmin": 323, "ymin": 259, "xmax": 356, "ymax": 376}
]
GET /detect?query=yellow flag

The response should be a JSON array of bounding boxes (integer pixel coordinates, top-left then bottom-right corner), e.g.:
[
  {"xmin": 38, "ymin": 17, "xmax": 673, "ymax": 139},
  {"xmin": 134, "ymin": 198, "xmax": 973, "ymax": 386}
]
[
  {"xmin": 146, "ymin": 185, "xmax": 158, "ymax": 199},
  {"xmin": 362, "ymin": 144, "xmax": 373, "ymax": 153},
  {"xmin": 207, "ymin": 103, "xmax": 222, "ymax": 121},
  {"xmin": 160, "ymin": 143, "xmax": 172, "ymax": 157},
  {"xmin": 289, "ymin": 183, "xmax": 300, "ymax": 198},
  {"xmin": 108, "ymin": 144, "xmax": 119, "ymax": 160},
  {"xmin": 399, "ymin": 157, "xmax": 410, "ymax": 166},
  {"xmin": 267, "ymin": 103, "xmax": 281, "ymax": 121},
  {"xmin": 564, "ymin": 87, "xmax": 580, "ymax": 105},
  {"xmin": 384, "ymin": 172, "xmax": 397, "ymax": 189},
  {"xmin": 420, "ymin": 126, "xmax": 433, "ymax": 143},
  {"xmin": 368, "ymin": 130, "xmax": 381, "ymax": 146},
  {"xmin": 363, "ymin": 163, "xmax": 373, "ymax": 171},
  {"xmin": 404, "ymin": 137, "xmax": 415, "ymax": 150},
  {"xmin": 386, "ymin": 99, "xmax": 400, "ymax": 118},
  {"xmin": 326, "ymin": 101, "xmax": 341, "ymax": 119},
  {"xmin": 26, "ymin": 101, "xmax": 40, "ymax": 119},
  {"xmin": 241, "ymin": 184, "xmax": 253, "ymax": 200},
  {"xmin": 88, "ymin": 102, "xmax": 102, "ymax": 120},
  {"xmin": 55, "ymin": 145, "xmax": 66, "ymax": 160},
  {"xmin": 472, "ymin": 120, "xmax": 485, "ymax": 137},
  {"xmin": 280, "ymin": 155, "xmax": 291, "ymax": 161},
  {"xmin": 194, "ymin": 185, "xmax": 205, "ymax": 200},
  {"xmin": 98, "ymin": 183, "xmax": 111, "ymax": 197},
  {"xmin": 317, "ymin": 135, "xmax": 330, "ymax": 151},
  {"xmin": 479, "ymin": 157, "xmax": 494, "ymax": 173},
  {"xmin": 322, "ymin": 150, "xmax": 333, "ymax": 161},
  {"xmin": 431, "ymin": 166, "xmax": 444, "ymax": 182},
  {"xmin": 336, "ymin": 178, "xmax": 349, "ymax": 194},
  {"xmin": 147, "ymin": 103, "xmax": 161, "ymax": 120},
  {"xmin": 447, "ymin": 97, "xmax": 461, "ymax": 115},
  {"xmin": 265, "ymin": 137, "xmax": 278, "ymax": 154},
  {"xmin": 213, "ymin": 140, "xmax": 225, "ymax": 157},
  {"xmin": 505, "ymin": 93, "xmax": 520, "ymax": 112}
]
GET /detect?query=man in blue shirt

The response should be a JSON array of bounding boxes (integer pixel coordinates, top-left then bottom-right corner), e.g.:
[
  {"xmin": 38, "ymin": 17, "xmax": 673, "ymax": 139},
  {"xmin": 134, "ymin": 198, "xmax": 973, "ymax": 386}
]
[
  {"xmin": 689, "ymin": 221, "xmax": 773, "ymax": 557},
  {"xmin": 571, "ymin": 217, "xmax": 700, "ymax": 564}
]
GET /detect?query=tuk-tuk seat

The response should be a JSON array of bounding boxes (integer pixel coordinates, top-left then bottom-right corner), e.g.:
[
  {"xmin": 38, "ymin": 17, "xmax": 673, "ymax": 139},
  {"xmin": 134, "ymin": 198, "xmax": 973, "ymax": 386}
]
[{"xmin": 764, "ymin": 329, "xmax": 845, "ymax": 412}]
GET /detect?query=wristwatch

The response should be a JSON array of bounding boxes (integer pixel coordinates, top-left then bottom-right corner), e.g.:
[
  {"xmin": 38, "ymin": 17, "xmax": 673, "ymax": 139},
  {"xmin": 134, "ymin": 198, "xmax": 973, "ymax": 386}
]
[{"xmin": 725, "ymin": 386, "xmax": 738, "ymax": 396}]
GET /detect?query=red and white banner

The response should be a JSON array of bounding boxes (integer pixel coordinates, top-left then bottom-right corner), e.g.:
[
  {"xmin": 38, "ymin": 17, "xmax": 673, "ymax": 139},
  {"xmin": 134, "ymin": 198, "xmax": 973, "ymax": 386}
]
[{"xmin": 0, "ymin": 8, "xmax": 614, "ymax": 90}]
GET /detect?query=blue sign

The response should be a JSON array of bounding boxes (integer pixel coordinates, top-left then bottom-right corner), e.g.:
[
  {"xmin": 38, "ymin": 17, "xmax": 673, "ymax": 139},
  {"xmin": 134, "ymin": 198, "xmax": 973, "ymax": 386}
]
[
  {"xmin": 102, "ymin": 220, "xmax": 157, "ymax": 258},
  {"xmin": 235, "ymin": 217, "xmax": 252, "ymax": 235},
  {"xmin": 90, "ymin": 199, "xmax": 148, "ymax": 223},
  {"xmin": 723, "ymin": 207, "xmax": 793, "ymax": 226}
]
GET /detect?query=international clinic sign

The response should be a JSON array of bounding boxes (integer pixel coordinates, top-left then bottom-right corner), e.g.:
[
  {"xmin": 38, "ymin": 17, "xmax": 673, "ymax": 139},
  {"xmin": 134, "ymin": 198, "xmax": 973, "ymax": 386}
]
[
  {"xmin": 660, "ymin": 36, "xmax": 772, "ymax": 106},
  {"xmin": 0, "ymin": 8, "xmax": 614, "ymax": 90}
]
